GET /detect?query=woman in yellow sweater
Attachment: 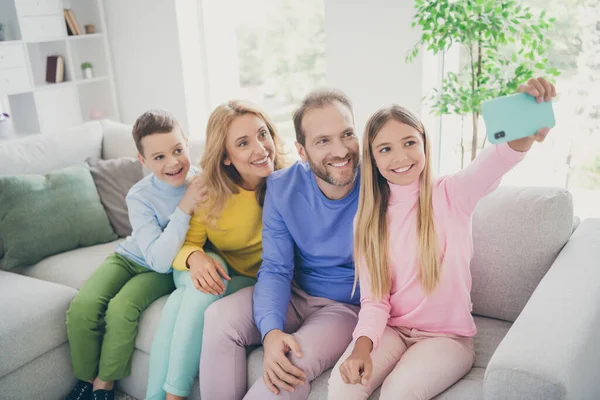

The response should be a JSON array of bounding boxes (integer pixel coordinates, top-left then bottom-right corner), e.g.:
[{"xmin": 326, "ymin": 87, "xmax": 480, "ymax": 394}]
[{"xmin": 145, "ymin": 100, "xmax": 287, "ymax": 400}]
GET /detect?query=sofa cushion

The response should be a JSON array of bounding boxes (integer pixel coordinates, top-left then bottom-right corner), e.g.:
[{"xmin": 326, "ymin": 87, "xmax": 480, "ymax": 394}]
[
  {"xmin": 100, "ymin": 119, "xmax": 205, "ymax": 167},
  {"xmin": 100, "ymin": 120, "xmax": 138, "ymax": 161},
  {"xmin": 0, "ymin": 122, "xmax": 104, "ymax": 261},
  {"xmin": 87, "ymin": 157, "xmax": 144, "ymax": 237},
  {"xmin": 0, "ymin": 121, "xmax": 103, "ymax": 176},
  {"xmin": 471, "ymin": 186, "xmax": 573, "ymax": 322},
  {"xmin": 135, "ymin": 295, "xmax": 169, "ymax": 354},
  {"xmin": 247, "ymin": 352, "xmax": 487, "ymax": 399},
  {"xmin": 135, "ymin": 304, "xmax": 509, "ymax": 398},
  {"xmin": 245, "ymin": 315, "xmax": 509, "ymax": 398},
  {"xmin": 13, "ymin": 239, "xmax": 124, "ymax": 290},
  {"xmin": 0, "ymin": 271, "xmax": 77, "ymax": 378},
  {"xmin": 0, "ymin": 165, "xmax": 118, "ymax": 269}
]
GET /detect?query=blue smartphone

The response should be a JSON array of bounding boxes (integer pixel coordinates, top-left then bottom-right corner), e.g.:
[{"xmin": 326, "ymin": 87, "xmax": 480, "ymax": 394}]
[{"xmin": 481, "ymin": 92, "xmax": 556, "ymax": 144}]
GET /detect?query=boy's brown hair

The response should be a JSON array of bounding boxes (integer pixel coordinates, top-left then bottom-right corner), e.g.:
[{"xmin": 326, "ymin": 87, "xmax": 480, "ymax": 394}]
[{"xmin": 132, "ymin": 110, "xmax": 182, "ymax": 155}]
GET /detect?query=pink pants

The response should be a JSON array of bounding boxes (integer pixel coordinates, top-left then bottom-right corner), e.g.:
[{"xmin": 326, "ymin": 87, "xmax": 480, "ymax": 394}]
[
  {"xmin": 200, "ymin": 284, "xmax": 360, "ymax": 400},
  {"xmin": 328, "ymin": 326, "xmax": 475, "ymax": 400}
]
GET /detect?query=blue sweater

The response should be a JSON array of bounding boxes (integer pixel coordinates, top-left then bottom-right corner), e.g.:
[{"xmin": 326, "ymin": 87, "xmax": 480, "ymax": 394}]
[
  {"xmin": 253, "ymin": 161, "xmax": 361, "ymax": 339},
  {"xmin": 115, "ymin": 170, "xmax": 197, "ymax": 273}
]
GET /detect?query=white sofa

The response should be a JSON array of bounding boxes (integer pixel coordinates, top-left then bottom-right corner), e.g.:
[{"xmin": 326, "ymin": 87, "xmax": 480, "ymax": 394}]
[{"xmin": 1, "ymin": 120, "xmax": 599, "ymax": 400}]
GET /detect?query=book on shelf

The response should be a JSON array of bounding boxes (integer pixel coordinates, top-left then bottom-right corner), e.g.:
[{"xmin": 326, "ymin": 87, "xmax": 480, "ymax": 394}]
[
  {"xmin": 64, "ymin": 9, "xmax": 82, "ymax": 35},
  {"xmin": 46, "ymin": 56, "xmax": 65, "ymax": 83},
  {"xmin": 64, "ymin": 10, "xmax": 75, "ymax": 35}
]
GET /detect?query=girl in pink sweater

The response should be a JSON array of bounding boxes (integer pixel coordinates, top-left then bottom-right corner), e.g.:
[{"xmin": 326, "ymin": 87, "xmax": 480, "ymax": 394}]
[{"xmin": 328, "ymin": 77, "xmax": 556, "ymax": 400}]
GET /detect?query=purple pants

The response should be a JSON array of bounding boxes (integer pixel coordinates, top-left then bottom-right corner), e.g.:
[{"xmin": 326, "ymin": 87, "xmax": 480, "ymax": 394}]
[{"xmin": 200, "ymin": 284, "xmax": 359, "ymax": 400}]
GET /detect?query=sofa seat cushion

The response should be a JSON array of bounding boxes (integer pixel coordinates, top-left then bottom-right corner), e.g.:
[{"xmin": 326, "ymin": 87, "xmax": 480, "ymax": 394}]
[
  {"xmin": 246, "ymin": 316, "xmax": 509, "ymax": 398},
  {"xmin": 13, "ymin": 239, "xmax": 124, "ymax": 290},
  {"xmin": 0, "ymin": 271, "xmax": 77, "ymax": 378},
  {"xmin": 135, "ymin": 295, "xmax": 169, "ymax": 354}
]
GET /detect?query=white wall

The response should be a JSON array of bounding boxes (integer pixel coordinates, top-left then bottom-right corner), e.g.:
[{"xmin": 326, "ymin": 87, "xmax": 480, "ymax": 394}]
[
  {"xmin": 324, "ymin": 0, "xmax": 443, "ymax": 170},
  {"xmin": 104, "ymin": 0, "xmax": 205, "ymax": 136}
]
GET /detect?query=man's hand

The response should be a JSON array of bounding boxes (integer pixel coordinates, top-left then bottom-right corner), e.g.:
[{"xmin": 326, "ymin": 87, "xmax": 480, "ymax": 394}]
[
  {"xmin": 509, "ymin": 77, "xmax": 557, "ymax": 152},
  {"xmin": 262, "ymin": 329, "xmax": 307, "ymax": 394},
  {"xmin": 339, "ymin": 336, "xmax": 373, "ymax": 387},
  {"xmin": 187, "ymin": 251, "xmax": 230, "ymax": 295},
  {"xmin": 178, "ymin": 174, "xmax": 208, "ymax": 215}
]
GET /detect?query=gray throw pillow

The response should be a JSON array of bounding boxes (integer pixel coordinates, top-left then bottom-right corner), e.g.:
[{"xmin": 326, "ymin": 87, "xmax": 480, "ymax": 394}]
[{"xmin": 86, "ymin": 157, "xmax": 143, "ymax": 237}]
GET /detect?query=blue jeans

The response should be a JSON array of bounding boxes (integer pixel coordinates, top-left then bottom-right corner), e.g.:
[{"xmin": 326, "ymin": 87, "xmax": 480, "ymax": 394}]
[{"xmin": 145, "ymin": 252, "xmax": 256, "ymax": 399}]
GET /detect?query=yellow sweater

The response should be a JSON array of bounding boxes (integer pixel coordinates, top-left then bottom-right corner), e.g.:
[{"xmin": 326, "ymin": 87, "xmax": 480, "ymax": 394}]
[{"xmin": 172, "ymin": 187, "xmax": 263, "ymax": 277}]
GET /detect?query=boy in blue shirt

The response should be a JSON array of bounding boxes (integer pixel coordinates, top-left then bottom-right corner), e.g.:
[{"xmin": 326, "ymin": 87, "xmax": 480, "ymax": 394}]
[{"xmin": 65, "ymin": 110, "xmax": 203, "ymax": 400}]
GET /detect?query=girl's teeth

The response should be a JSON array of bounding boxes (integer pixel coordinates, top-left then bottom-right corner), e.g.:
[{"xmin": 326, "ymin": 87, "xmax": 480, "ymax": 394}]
[{"xmin": 394, "ymin": 165, "xmax": 411, "ymax": 173}]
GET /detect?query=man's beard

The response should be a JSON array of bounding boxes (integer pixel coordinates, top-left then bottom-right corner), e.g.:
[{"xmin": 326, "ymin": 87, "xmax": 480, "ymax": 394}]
[{"xmin": 307, "ymin": 150, "xmax": 360, "ymax": 188}]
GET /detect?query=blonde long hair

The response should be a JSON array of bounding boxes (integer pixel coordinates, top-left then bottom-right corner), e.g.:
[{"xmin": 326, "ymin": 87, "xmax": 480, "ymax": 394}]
[
  {"xmin": 354, "ymin": 105, "xmax": 439, "ymax": 299},
  {"xmin": 200, "ymin": 100, "xmax": 287, "ymax": 225}
]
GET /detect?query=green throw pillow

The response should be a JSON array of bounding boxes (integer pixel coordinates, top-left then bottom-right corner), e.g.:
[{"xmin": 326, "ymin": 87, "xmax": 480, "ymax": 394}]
[{"xmin": 0, "ymin": 165, "xmax": 117, "ymax": 269}]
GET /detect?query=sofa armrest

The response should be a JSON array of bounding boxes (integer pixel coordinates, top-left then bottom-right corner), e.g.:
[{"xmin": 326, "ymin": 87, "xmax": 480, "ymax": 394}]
[{"xmin": 484, "ymin": 218, "xmax": 600, "ymax": 400}]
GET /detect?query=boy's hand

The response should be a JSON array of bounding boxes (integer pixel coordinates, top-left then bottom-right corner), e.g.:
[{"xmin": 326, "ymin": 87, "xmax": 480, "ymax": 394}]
[
  {"xmin": 178, "ymin": 174, "xmax": 208, "ymax": 215},
  {"xmin": 509, "ymin": 77, "xmax": 557, "ymax": 152},
  {"xmin": 340, "ymin": 336, "xmax": 373, "ymax": 386},
  {"xmin": 187, "ymin": 251, "xmax": 230, "ymax": 295},
  {"xmin": 262, "ymin": 329, "xmax": 306, "ymax": 394}
]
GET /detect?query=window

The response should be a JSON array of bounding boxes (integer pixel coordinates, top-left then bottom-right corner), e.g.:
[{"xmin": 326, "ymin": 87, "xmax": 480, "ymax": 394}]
[
  {"xmin": 233, "ymin": 0, "xmax": 326, "ymax": 153},
  {"xmin": 439, "ymin": 0, "xmax": 600, "ymax": 219}
]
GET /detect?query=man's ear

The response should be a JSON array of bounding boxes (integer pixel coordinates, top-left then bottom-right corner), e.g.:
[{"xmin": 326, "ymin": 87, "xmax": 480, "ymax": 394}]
[{"xmin": 295, "ymin": 142, "xmax": 307, "ymax": 163}]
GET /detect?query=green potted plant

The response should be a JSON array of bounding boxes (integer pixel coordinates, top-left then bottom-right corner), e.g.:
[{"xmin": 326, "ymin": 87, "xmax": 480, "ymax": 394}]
[
  {"xmin": 81, "ymin": 62, "xmax": 94, "ymax": 79},
  {"xmin": 0, "ymin": 22, "xmax": 6, "ymax": 42},
  {"xmin": 407, "ymin": 0, "xmax": 560, "ymax": 164}
]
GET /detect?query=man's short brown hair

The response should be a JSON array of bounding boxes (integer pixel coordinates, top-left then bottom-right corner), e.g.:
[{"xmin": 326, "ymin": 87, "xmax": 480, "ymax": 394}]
[
  {"xmin": 132, "ymin": 109, "xmax": 181, "ymax": 155},
  {"xmin": 292, "ymin": 88, "xmax": 354, "ymax": 146}
]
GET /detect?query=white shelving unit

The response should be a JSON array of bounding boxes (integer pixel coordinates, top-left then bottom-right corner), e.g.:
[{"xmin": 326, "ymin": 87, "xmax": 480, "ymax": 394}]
[{"xmin": 0, "ymin": 0, "xmax": 119, "ymax": 134}]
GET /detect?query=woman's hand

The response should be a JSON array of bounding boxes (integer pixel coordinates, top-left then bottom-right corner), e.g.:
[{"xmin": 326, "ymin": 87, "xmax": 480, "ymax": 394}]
[{"xmin": 187, "ymin": 251, "xmax": 230, "ymax": 295}]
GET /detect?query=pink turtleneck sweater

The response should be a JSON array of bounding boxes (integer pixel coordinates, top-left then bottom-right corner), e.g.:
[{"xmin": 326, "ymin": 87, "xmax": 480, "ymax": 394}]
[{"xmin": 353, "ymin": 143, "xmax": 526, "ymax": 349}]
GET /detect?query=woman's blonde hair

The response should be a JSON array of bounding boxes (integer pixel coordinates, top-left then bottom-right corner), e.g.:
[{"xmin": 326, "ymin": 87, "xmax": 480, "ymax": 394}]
[
  {"xmin": 200, "ymin": 100, "xmax": 287, "ymax": 225},
  {"xmin": 354, "ymin": 105, "xmax": 439, "ymax": 299}
]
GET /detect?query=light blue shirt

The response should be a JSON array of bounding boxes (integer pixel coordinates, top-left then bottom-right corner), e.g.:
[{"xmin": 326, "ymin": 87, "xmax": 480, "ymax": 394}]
[{"xmin": 115, "ymin": 169, "xmax": 198, "ymax": 273}]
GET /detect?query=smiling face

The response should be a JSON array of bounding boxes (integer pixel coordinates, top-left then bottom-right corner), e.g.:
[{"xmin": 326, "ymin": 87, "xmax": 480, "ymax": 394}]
[
  {"xmin": 137, "ymin": 127, "xmax": 191, "ymax": 186},
  {"xmin": 296, "ymin": 101, "xmax": 360, "ymax": 198},
  {"xmin": 223, "ymin": 113, "xmax": 276, "ymax": 190},
  {"xmin": 371, "ymin": 119, "xmax": 426, "ymax": 186}
]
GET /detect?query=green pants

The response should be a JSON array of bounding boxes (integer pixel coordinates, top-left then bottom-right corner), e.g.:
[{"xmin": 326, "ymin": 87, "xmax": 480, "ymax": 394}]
[{"xmin": 66, "ymin": 253, "xmax": 175, "ymax": 381}]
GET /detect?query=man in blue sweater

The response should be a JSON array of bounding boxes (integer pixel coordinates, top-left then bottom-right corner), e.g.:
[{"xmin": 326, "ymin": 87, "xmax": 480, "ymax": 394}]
[{"xmin": 200, "ymin": 89, "xmax": 361, "ymax": 400}]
